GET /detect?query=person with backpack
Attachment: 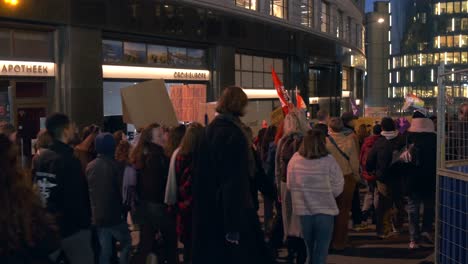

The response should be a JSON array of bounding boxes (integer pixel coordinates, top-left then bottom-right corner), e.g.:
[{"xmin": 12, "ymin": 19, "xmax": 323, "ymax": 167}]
[
  {"xmin": 86, "ymin": 133, "xmax": 131, "ymax": 264},
  {"xmin": 34, "ymin": 113, "xmax": 94, "ymax": 264},
  {"xmin": 276, "ymin": 109, "xmax": 310, "ymax": 264},
  {"xmin": 359, "ymin": 124, "xmax": 382, "ymax": 225},
  {"xmin": 366, "ymin": 117, "xmax": 406, "ymax": 239},
  {"xmin": 404, "ymin": 110, "xmax": 437, "ymax": 249},
  {"xmin": 326, "ymin": 117, "xmax": 360, "ymax": 251}
]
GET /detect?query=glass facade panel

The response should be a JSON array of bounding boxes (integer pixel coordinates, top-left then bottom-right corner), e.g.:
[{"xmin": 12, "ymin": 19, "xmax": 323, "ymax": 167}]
[
  {"xmin": 271, "ymin": 0, "xmax": 288, "ymax": 19},
  {"xmin": 241, "ymin": 55, "xmax": 253, "ymax": 71},
  {"xmin": 321, "ymin": 1, "xmax": 330, "ymax": 33},
  {"xmin": 300, "ymin": 0, "xmax": 313, "ymax": 27},
  {"xmin": 235, "ymin": 0, "xmax": 257, "ymax": 10},
  {"xmin": 454, "ymin": 51, "xmax": 461, "ymax": 63},
  {"xmin": 447, "ymin": 36, "xmax": 454, "ymax": 47}
]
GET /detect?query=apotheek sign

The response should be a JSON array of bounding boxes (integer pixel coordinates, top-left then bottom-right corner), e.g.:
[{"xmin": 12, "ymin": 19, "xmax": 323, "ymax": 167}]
[
  {"xmin": 0, "ymin": 61, "xmax": 55, "ymax": 77},
  {"xmin": 102, "ymin": 65, "xmax": 210, "ymax": 81}
]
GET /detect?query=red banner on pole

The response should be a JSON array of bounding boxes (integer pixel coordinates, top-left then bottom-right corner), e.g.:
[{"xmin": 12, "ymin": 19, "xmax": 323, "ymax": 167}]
[{"xmin": 272, "ymin": 68, "xmax": 290, "ymax": 114}]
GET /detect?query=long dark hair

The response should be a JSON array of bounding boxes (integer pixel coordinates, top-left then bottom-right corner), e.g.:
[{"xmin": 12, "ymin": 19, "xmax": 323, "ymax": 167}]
[
  {"xmin": 0, "ymin": 135, "xmax": 57, "ymax": 255},
  {"xmin": 165, "ymin": 124, "xmax": 186, "ymax": 157},
  {"xmin": 130, "ymin": 123, "xmax": 161, "ymax": 168}
]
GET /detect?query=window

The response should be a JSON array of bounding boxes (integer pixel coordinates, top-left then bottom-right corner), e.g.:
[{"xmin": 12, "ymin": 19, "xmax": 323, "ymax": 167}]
[
  {"xmin": 337, "ymin": 11, "xmax": 343, "ymax": 38},
  {"xmin": 447, "ymin": 35, "xmax": 454, "ymax": 47},
  {"xmin": 13, "ymin": 30, "xmax": 52, "ymax": 60},
  {"xmin": 342, "ymin": 67, "xmax": 349, "ymax": 91},
  {"xmin": 455, "ymin": 1, "xmax": 462, "ymax": 13},
  {"xmin": 300, "ymin": 0, "xmax": 313, "ymax": 27},
  {"xmin": 440, "ymin": 36, "xmax": 447, "ymax": 47},
  {"xmin": 271, "ymin": 0, "xmax": 288, "ymax": 19},
  {"xmin": 321, "ymin": 1, "xmax": 330, "ymax": 33},
  {"xmin": 454, "ymin": 52, "xmax": 461, "ymax": 63},
  {"xmin": 463, "ymin": 1, "xmax": 468, "ymax": 12},
  {"xmin": 462, "ymin": 18, "xmax": 468, "ymax": 30},
  {"xmin": 235, "ymin": 0, "xmax": 257, "ymax": 10},
  {"xmin": 447, "ymin": 2, "xmax": 454, "ymax": 14},
  {"xmin": 347, "ymin": 17, "xmax": 352, "ymax": 42},
  {"xmin": 343, "ymin": 16, "xmax": 349, "ymax": 41},
  {"xmin": 235, "ymin": 54, "xmax": 283, "ymax": 89},
  {"xmin": 0, "ymin": 29, "xmax": 10, "ymax": 57},
  {"xmin": 462, "ymin": 52, "xmax": 468, "ymax": 63}
]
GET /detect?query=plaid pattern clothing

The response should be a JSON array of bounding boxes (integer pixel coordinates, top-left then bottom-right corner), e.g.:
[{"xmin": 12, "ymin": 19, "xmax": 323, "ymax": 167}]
[{"xmin": 175, "ymin": 153, "xmax": 194, "ymax": 243}]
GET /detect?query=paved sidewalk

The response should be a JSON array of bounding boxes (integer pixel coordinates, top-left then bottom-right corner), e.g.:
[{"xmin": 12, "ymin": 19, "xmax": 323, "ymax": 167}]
[{"xmin": 276, "ymin": 229, "xmax": 435, "ymax": 264}]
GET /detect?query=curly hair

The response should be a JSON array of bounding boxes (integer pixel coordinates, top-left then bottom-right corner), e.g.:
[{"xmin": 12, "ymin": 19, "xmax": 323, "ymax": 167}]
[
  {"xmin": 0, "ymin": 135, "xmax": 57, "ymax": 255},
  {"xmin": 130, "ymin": 123, "xmax": 161, "ymax": 168},
  {"xmin": 115, "ymin": 140, "xmax": 131, "ymax": 163}
]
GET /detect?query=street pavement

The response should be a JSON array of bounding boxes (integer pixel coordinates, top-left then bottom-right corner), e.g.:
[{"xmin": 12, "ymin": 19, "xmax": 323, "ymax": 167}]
[{"xmin": 275, "ymin": 225, "xmax": 435, "ymax": 264}]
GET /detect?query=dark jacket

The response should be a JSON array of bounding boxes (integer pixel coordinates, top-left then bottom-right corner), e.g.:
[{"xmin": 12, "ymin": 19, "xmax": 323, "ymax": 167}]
[
  {"xmin": 406, "ymin": 119, "xmax": 437, "ymax": 198},
  {"xmin": 137, "ymin": 143, "xmax": 169, "ymax": 204},
  {"xmin": 193, "ymin": 115, "xmax": 265, "ymax": 263},
  {"xmin": 250, "ymin": 147, "xmax": 278, "ymax": 211},
  {"xmin": 366, "ymin": 134, "xmax": 406, "ymax": 184},
  {"xmin": 86, "ymin": 155, "xmax": 125, "ymax": 227},
  {"xmin": 34, "ymin": 140, "xmax": 91, "ymax": 238}
]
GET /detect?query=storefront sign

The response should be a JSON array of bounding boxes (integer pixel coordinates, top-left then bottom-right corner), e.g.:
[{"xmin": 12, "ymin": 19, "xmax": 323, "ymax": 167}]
[
  {"xmin": 102, "ymin": 65, "xmax": 210, "ymax": 81},
  {"xmin": 0, "ymin": 61, "xmax": 55, "ymax": 77}
]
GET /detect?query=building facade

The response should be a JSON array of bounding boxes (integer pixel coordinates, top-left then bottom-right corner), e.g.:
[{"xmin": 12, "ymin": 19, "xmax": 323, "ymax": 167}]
[
  {"xmin": 389, "ymin": 0, "xmax": 468, "ymax": 114},
  {"xmin": 0, "ymin": 0, "xmax": 365, "ymax": 156},
  {"xmin": 365, "ymin": 1, "xmax": 391, "ymax": 116}
]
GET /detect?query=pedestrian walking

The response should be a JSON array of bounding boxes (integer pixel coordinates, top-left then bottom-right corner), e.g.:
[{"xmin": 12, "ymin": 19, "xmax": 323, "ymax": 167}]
[
  {"xmin": 287, "ymin": 129, "xmax": 344, "ymax": 264},
  {"xmin": 0, "ymin": 134, "xmax": 61, "ymax": 264},
  {"xmin": 366, "ymin": 117, "xmax": 406, "ymax": 239},
  {"xmin": 86, "ymin": 133, "xmax": 132, "ymax": 264},
  {"xmin": 276, "ymin": 109, "xmax": 310, "ymax": 263},
  {"xmin": 359, "ymin": 124, "xmax": 382, "ymax": 225},
  {"xmin": 130, "ymin": 123, "xmax": 177, "ymax": 264},
  {"xmin": 405, "ymin": 110, "xmax": 437, "ymax": 249},
  {"xmin": 326, "ymin": 117, "xmax": 360, "ymax": 251},
  {"xmin": 34, "ymin": 113, "xmax": 94, "ymax": 264},
  {"xmin": 192, "ymin": 86, "xmax": 271, "ymax": 264},
  {"xmin": 173, "ymin": 122, "xmax": 204, "ymax": 263}
]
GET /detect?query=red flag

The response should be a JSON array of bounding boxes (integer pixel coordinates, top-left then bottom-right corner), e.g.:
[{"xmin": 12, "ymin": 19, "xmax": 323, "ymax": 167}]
[
  {"xmin": 272, "ymin": 68, "xmax": 290, "ymax": 114},
  {"xmin": 295, "ymin": 87, "xmax": 307, "ymax": 110}
]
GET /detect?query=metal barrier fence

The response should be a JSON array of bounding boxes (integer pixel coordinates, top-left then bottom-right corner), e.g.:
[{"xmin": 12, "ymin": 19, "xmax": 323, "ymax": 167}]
[{"xmin": 436, "ymin": 65, "xmax": 468, "ymax": 264}]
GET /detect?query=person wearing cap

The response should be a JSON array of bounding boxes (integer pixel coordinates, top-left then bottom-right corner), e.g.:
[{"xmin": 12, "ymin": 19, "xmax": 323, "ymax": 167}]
[
  {"xmin": 86, "ymin": 133, "xmax": 131, "ymax": 264},
  {"xmin": 404, "ymin": 110, "xmax": 436, "ymax": 249},
  {"xmin": 366, "ymin": 117, "xmax": 406, "ymax": 239}
]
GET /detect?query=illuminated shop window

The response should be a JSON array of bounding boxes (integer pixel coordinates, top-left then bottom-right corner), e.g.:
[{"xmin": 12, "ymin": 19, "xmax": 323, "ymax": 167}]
[{"xmin": 321, "ymin": 1, "xmax": 330, "ymax": 33}]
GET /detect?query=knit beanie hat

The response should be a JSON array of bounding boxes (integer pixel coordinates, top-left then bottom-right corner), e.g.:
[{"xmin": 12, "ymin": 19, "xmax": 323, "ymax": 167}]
[
  {"xmin": 381, "ymin": 117, "xmax": 396, "ymax": 132},
  {"xmin": 95, "ymin": 133, "xmax": 116, "ymax": 157}
]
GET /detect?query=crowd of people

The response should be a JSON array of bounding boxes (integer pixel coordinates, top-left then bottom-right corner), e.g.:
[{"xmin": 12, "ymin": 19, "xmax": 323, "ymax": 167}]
[{"xmin": 0, "ymin": 86, "xmax": 443, "ymax": 264}]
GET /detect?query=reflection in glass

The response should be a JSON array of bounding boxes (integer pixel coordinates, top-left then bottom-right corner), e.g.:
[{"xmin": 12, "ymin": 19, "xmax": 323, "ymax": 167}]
[
  {"xmin": 147, "ymin": 45, "xmax": 168, "ymax": 64},
  {"xmin": 123, "ymin": 42, "xmax": 146, "ymax": 64}
]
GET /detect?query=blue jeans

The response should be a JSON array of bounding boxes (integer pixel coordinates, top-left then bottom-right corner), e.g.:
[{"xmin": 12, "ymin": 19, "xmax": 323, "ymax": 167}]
[
  {"xmin": 300, "ymin": 214, "xmax": 335, "ymax": 264},
  {"xmin": 406, "ymin": 195, "xmax": 435, "ymax": 242},
  {"xmin": 96, "ymin": 222, "xmax": 131, "ymax": 264}
]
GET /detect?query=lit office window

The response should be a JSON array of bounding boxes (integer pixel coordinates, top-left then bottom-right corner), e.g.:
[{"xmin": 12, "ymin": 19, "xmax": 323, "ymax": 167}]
[
  {"xmin": 270, "ymin": 0, "xmax": 288, "ymax": 19},
  {"xmin": 300, "ymin": 0, "xmax": 313, "ymax": 27},
  {"xmin": 321, "ymin": 1, "xmax": 330, "ymax": 33},
  {"xmin": 336, "ymin": 11, "xmax": 343, "ymax": 38},
  {"xmin": 235, "ymin": 0, "xmax": 257, "ymax": 10}
]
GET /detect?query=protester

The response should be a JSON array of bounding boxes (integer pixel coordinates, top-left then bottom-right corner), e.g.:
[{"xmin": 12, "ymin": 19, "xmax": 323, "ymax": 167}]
[
  {"xmin": 276, "ymin": 109, "xmax": 310, "ymax": 263},
  {"xmin": 34, "ymin": 113, "xmax": 94, "ymax": 263},
  {"xmin": 326, "ymin": 117, "xmax": 359, "ymax": 251},
  {"xmin": 130, "ymin": 123, "xmax": 176, "ymax": 264},
  {"xmin": 75, "ymin": 124, "xmax": 99, "ymax": 173},
  {"xmin": 171, "ymin": 122, "xmax": 204, "ymax": 262},
  {"xmin": 366, "ymin": 117, "xmax": 406, "ymax": 239},
  {"xmin": 357, "ymin": 124, "xmax": 370, "ymax": 147},
  {"xmin": 0, "ymin": 123, "xmax": 17, "ymax": 143},
  {"xmin": 0, "ymin": 134, "xmax": 60, "ymax": 263},
  {"xmin": 86, "ymin": 133, "xmax": 131, "ymax": 264},
  {"xmin": 287, "ymin": 129, "xmax": 344, "ymax": 264},
  {"xmin": 404, "ymin": 110, "xmax": 437, "ymax": 249},
  {"xmin": 165, "ymin": 124, "xmax": 186, "ymax": 158},
  {"xmin": 113, "ymin": 130, "xmax": 126, "ymax": 147},
  {"xmin": 260, "ymin": 125, "xmax": 278, "ymax": 233},
  {"xmin": 359, "ymin": 124, "xmax": 382, "ymax": 225},
  {"xmin": 192, "ymin": 86, "xmax": 270, "ymax": 264},
  {"xmin": 316, "ymin": 110, "xmax": 329, "ymax": 125},
  {"xmin": 31, "ymin": 129, "xmax": 53, "ymax": 183}
]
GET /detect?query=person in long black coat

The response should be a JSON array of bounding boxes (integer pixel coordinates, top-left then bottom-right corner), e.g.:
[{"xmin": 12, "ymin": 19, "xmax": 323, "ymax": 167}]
[{"xmin": 192, "ymin": 86, "xmax": 273, "ymax": 264}]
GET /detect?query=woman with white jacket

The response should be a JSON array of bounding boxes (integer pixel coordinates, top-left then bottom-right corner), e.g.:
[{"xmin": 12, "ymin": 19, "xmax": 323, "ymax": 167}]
[{"xmin": 287, "ymin": 129, "xmax": 344, "ymax": 264}]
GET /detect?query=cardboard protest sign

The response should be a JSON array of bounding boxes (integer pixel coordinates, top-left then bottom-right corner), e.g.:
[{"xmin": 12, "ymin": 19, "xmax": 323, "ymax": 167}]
[{"xmin": 121, "ymin": 79, "xmax": 179, "ymax": 128}]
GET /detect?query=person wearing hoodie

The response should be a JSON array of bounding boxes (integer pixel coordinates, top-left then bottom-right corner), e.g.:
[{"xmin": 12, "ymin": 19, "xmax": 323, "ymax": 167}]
[
  {"xmin": 34, "ymin": 113, "xmax": 93, "ymax": 264},
  {"xmin": 86, "ymin": 133, "xmax": 131, "ymax": 264},
  {"xmin": 366, "ymin": 117, "xmax": 406, "ymax": 239},
  {"xmin": 404, "ymin": 110, "xmax": 437, "ymax": 249},
  {"xmin": 326, "ymin": 117, "xmax": 360, "ymax": 251}
]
